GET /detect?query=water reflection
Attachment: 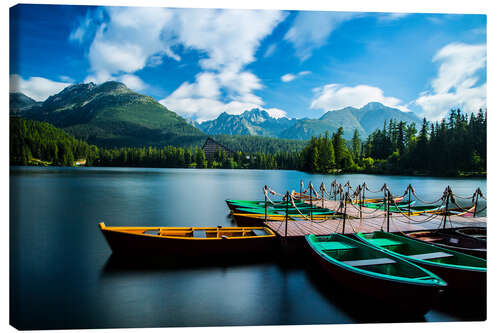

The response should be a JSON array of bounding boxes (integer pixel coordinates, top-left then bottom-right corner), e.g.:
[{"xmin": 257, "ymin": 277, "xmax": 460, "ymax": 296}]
[{"xmin": 10, "ymin": 167, "xmax": 486, "ymax": 329}]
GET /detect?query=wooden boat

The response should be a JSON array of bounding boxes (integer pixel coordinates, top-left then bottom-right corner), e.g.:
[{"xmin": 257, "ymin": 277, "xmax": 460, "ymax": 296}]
[
  {"xmin": 226, "ymin": 199, "xmax": 307, "ymax": 211},
  {"xmin": 361, "ymin": 202, "xmax": 445, "ymax": 216},
  {"xmin": 290, "ymin": 191, "xmax": 321, "ymax": 201},
  {"xmin": 232, "ymin": 205, "xmax": 335, "ymax": 215},
  {"xmin": 403, "ymin": 230, "xmax": 486, "ymax": 259},
  {"xmin": 435, "ymin": 205, "xmax": 476, "ymax": 217},
  {"xmin": 99, "ymin": 222, "xmax": 277, "ymax": 257},
  {"xmin": 355, "ymin": 195, "xmax": 405, "ymax": 204},
  {"xmin": 360, "ymin": 200, "xmax": 416, "ymax": 209},
  {"xmin": 306, "ymin": 233, "xmax": 446, "ymax": 315},
  {"xmin": 355, "ymin": 231, "xmax": 486, "ymax": 295},
  {"xmin": 454, "ymin": 227, "xmax": 486, "ymax": 241},
  {"xmin": 231, "ymin": 212, "xmax": 336, "ymax": 226}
]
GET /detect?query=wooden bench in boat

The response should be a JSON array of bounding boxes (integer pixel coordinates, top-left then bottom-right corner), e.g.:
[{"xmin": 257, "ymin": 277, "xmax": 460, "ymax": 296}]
[
  {"xmin": 408, "ymin": 252, "xmax": 454, "ymax": 260},
  {"xmin": 370, "ymin": 238, "xmax": 403, "ymax": 247},
  {"xmin": 318, "ymin": 241, "xmax": 356, "ymax": 251},
  {"xmin": 193, "ymin": 230, "xmax": 206, "ymax": 238},
  {"xmin": 342, "ymin": 258, "xmax": 396, "ymax": 267}
]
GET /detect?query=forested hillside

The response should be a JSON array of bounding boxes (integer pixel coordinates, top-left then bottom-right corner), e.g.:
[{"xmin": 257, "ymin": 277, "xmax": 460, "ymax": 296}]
[{"xmin": 301, "ymin": 109, "xmax": 487, "ymax": 176}]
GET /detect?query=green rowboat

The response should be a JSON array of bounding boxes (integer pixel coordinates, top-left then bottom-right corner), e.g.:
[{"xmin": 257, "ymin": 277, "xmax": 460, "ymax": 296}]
[
  {"xmin": 355, "ymin": 231, "xmax": 486, "ymax": 294},
  {"xmin": 306, "ymin": 233, "xmax": 446, "ymax": 315}
]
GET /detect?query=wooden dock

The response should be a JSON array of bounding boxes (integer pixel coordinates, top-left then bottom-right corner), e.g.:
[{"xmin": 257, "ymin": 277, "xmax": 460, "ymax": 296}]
[{"xmin": 264, "ymin": 199, "xmax": 486, "ymax": 238}]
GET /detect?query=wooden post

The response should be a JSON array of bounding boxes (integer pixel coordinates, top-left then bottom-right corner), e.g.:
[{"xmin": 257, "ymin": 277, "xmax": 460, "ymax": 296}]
[
  {"xmin": 264, "ymin": 185, "xmax": 268, "ymax": 223},
  {"xmin": 362, "ymin": 183, "xmax": 366, "ymax": 206},
  {"xmin": 473, "ymin": 188, "xmax": 480, "ymax": 218},
  {"xmin": 358, "ymin": 186, "xmax": 363, "ymax": 222},
  {"xmin": 342, "ymin": 192, "xmax": 347, "ymax": 234},
  {"xmin": 407, "ymin": 185, "xmax": 411, "ymax": 216},
  {"xmin": 285, "ymin": 191, "xmax": 289, "ymax": 237},
  {"xmin": 443, "ymin": 186, "xmax": 450, "ymax": 229},
  {"xmin": 300, "ymin": 180, "xmax": 304, "ymax": 193},
  {"xmin": 382, "ymin": 185, "xmax": 387, "ymax": 231},
  {"xmin": 387, "ymin": 190, "xmax": 391, "ymax": 232},
  {"xmin": 321, "ymin": 183, "xmax": 325, "ymax": 208},
  {"xmin": 309, "ymin": 182, "xmax": 313, "ymax": 221}
]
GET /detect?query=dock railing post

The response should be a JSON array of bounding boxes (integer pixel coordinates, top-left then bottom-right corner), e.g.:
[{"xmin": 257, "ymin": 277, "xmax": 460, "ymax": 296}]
[
  {"xmin": 382, "ymin": 184, "xmax": 387, "ymax": 231},
  {"xmin": 387, "ymin": 190, "xmax": 392, "ymax": 232},
  {"xmin": 264, "ymin": 185, "xmax": 268, "ymax": 223},
  {"xmin": 442, "ymin": 186, "xmax": 451, "ymax": 229},
  {"xmin": 309, "ymin": 181, "xmax": 313, "ymax": 221},
  {"xmin": 358, "ymin": 185, "xmax": 363, "ymax": 222},
  {"xmin": 321, "ymin": 182, "xmax": 325, "ymax": 208},
  {"xmin": 285, "ymin": 191, "xmax": 289, "ymax": 237},
  {"xmin": 342, "ymin": 192, "xmax": 347, "ymax": 234},
  {"xmin": 362, "ymin": 182, "xmax": 366, "ymax": 206},
  {"xmin": 473, "ymin": 188, "xmax": 480, "ymax": 218},
  {"xmin": 408, "ymin": 185, "xmax": 412, "ymax": 216}
]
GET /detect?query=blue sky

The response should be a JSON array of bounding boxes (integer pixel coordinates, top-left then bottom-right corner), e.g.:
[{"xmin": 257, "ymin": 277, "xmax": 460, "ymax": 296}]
[{"xmin": 10, "ymin": 4, "xmax": 486, "ymax": 122}]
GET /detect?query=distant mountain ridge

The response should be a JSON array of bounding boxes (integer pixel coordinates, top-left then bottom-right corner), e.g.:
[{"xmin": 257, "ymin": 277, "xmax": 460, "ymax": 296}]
[
  {"xmin": 199, "ymin": 102, "xmax": 422, "ymax": 140},
  {"xmin": 198, "ymin": 109, "xmax": 297, "ymax": 137}
]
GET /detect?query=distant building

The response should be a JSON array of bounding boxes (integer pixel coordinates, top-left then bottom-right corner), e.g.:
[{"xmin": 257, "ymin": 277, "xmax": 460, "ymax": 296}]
[
  {"xmin": 202, "ymin": 138, "xmax": 233, "ymax": 160},
  {"xmin": 74, "ymin": 159, "xmax": 86, "ymax": 166}
]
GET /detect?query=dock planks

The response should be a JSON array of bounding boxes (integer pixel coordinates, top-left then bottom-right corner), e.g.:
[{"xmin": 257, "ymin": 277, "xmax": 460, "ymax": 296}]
[{"xmin": 263, "ymin": 199, "xmax": 486, "ymax": 238}]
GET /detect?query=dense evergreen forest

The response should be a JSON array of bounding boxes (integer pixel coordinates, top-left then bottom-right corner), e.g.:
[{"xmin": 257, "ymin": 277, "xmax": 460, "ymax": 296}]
[
  {"xmin": 9, "ymin": 117, "xmax": 301, "ymax": 170},
  {"xmin": 10, "ymin": 108, "xmax": 486, "ymax": 176},
  {"xmin": 301, "ymin": 108, "xmax": 487, "ymax": 176}
]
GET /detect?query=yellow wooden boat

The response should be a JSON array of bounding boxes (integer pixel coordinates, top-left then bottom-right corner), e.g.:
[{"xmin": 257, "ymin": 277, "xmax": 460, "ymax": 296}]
[
  {"xmin": 99, "ymin": 222, "xmax": 277, "ymax": 257},
  {"xmin": 231, "ymin": 213, "xmax": 337, "ymax": 226}
]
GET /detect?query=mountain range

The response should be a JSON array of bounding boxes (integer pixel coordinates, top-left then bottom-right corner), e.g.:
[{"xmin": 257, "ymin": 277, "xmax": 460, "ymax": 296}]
[
  {"xmin": 197, "ymin": 102, "xmax": 421, "ymax": 140},
  {"xmin": 10, "ymin": 81, "xmax": 422, "ymax": 147}
]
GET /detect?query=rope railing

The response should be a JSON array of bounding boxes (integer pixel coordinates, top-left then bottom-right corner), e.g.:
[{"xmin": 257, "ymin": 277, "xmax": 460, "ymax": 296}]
[{"xmin": 273, "ymin": 180, "xmax": 485, "ymax": 225}]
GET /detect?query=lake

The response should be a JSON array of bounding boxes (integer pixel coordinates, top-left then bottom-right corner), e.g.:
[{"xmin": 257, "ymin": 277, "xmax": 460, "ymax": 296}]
[{"xmin": 9, "ymin": 167, "xmax": 487, "ymax": 329}]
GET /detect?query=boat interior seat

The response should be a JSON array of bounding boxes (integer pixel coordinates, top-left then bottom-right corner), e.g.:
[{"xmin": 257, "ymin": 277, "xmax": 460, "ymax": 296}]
[
  {"xmin": 193, "ymin": 230, "xmax": 207, "ymax": 238},
  {"xmin": 342, "ymin": 257, "xmax": 396, "ymax": 267},
  {"xmin": 143, "ymin": 229, "xmax": 160, "ymax": 235},
  {"xmin": 318, "ymin": 241, "xmax": 356, "ymax": 251},
  {"xmin": 252, "ymin": 229, "xmax": 269, "ymax": 236},
  {"xmin": 409, "ymin": 252, "xmax": 454, "ymax": 260},
  {"xmin": 371, "ymin": 238, "xmax": 403, "ymax": 247}
]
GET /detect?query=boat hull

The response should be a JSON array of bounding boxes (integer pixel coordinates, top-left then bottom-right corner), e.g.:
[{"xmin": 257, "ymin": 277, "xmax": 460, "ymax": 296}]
[
  {"xmin": 100, "ymin": 225, "xmax": 277, "ymax": 257},
  {"xmin": 355, "ymin": 232, "xmax": 486, "ymax": 298},
  {"xmin": 404, "ymin": 231, "xmax": 486, "ymax": 259},
  {"xmin": 307, "ymin": 242, "xmax": 442, "ymax": 315}
]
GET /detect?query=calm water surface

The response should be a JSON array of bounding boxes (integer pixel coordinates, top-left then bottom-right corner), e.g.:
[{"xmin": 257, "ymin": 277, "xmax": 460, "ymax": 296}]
[{"xmin": 10, "ymin": 167, "xmax": 487, "ymax": 329}]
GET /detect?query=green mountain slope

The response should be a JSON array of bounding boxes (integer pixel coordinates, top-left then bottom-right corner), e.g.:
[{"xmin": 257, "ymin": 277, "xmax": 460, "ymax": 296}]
[
  {"xmin": 10, "ymin": 92, "xmax": 41, "ymax": 115},
  {"xmin": 16, "ymin": 82, "xmax": 206, "ymax": 148},
  {"xmin": 10, "ymin": 117, "xmax": 95, "ymax": 166}
]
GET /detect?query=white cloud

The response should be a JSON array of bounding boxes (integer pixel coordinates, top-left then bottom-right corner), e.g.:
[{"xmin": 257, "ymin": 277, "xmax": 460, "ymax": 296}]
[
  {"xmin": 117, "ymin": 74, "xmax": 148, "ymax": 91},
  {"xmin": 285, "ymin": 11, "xmax": 363, "ymax": 61},
  {"xmin": 377, "ymin": 13, "xmax": 410, "ymax": 22},
  {"xmin": 281, "ymin": 74, "xmax": 296, "ymax": 82},
  {"xmin": 81, "ymin": 7, "xmax": 285, "ymax": 79},
  {"xmin": 415, "ymin": 43, "xmax": 486, "ymax": 120},
  {"xmin": 310, "ymin": 83, "xmax": 408, "ymax": 112},
  {"xmin": 10, "ymin": 74, "xmax": 71, "ymax": 101},
  {"xmin": 160, "ymin": 69, "xmax": 284, "ymax": 122},
  {"xmin": 76, "ymin": 7, "xmax": 287, "ymax": 121},
  {"xmin": 281, "ymin": 70, "xmax": 311, "ymax": 82}
]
